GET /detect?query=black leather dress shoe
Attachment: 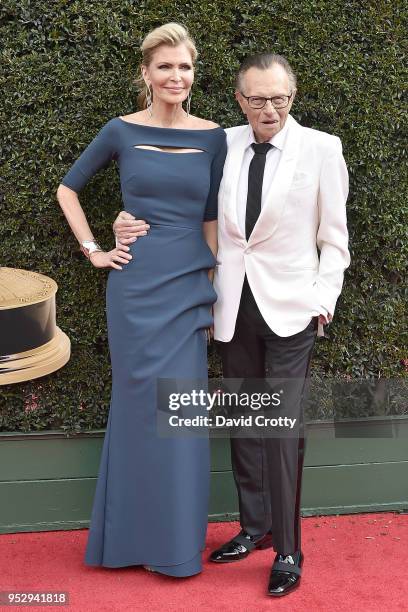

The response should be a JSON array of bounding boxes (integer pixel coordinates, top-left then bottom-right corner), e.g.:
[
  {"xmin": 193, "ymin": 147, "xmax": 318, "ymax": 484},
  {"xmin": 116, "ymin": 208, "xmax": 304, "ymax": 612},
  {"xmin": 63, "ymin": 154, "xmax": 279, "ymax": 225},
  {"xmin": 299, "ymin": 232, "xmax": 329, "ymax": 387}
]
[
  {"xmin": 209, "ymin": 529, "xmax": 273, "ymax": 563},
  {"xmin": 268, "ymin": 551, "xmax": 303, "ymax": 597}
]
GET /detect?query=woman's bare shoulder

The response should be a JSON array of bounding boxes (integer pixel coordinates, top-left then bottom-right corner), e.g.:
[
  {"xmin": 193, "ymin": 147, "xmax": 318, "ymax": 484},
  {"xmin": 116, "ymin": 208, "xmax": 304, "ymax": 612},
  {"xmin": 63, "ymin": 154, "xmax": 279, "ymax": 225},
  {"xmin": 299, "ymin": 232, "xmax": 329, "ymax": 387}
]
[
  {"xmin": 118, "ymin": 111, "xmax": 146, "ymax": 124},
  {"xmin": 188, "ymin": 115, "xmax": 220, "ymax": 130}
]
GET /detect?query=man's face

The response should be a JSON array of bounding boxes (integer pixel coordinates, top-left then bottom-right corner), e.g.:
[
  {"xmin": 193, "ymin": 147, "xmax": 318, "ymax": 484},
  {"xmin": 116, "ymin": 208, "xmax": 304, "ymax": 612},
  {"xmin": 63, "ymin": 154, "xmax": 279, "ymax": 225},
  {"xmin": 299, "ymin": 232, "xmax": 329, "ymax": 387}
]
[{"xmin": 236, "ymin": 64, "xmax": 295, "ymax": 142}]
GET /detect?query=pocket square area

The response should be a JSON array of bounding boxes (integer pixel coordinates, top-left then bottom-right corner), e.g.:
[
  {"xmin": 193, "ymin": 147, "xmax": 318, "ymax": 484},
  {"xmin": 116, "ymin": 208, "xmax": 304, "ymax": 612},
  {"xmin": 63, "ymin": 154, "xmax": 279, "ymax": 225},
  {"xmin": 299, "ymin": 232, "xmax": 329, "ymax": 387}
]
[{"xmin": 290, "ymin": 172, "xmax": 314, "ymax": 190}]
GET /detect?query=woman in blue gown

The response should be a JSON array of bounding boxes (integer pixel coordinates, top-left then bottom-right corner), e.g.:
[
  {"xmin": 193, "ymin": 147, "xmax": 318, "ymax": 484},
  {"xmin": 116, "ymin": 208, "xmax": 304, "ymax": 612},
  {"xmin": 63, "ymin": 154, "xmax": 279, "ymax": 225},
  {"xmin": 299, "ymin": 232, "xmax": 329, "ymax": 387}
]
[{"xmin": 57, "ymin": 23, "xmax": 227, "ymax": 577}]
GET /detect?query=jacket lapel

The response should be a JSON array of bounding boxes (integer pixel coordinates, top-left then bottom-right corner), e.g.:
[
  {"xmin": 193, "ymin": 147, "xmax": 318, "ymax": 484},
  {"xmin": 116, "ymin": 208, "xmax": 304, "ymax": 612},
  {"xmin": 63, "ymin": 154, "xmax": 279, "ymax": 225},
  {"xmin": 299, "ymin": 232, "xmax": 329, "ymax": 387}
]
[
  {"xmin": 222, "ymin": 126, "xmax": 251, "ymax": 244},
  {"xmin": 248, "ymin": 114, "xmax": 303, "ymax": 247}
]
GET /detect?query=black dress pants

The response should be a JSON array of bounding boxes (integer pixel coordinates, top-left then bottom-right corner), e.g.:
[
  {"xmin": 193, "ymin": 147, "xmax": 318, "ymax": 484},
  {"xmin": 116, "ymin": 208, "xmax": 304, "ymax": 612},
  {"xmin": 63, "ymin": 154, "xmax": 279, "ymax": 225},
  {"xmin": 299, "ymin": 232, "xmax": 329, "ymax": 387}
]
[{"xmin": 217, "ymin": 275, "xmax": 317, "ymax": 555}]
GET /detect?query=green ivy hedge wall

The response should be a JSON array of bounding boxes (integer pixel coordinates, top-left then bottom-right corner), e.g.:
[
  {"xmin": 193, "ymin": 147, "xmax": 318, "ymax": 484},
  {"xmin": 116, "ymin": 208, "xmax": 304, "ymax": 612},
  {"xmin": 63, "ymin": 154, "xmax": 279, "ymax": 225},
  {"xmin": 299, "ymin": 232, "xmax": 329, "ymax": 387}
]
[{"xmin": 1, "ymin": 0, "xmax": 406, "ymax": 432}]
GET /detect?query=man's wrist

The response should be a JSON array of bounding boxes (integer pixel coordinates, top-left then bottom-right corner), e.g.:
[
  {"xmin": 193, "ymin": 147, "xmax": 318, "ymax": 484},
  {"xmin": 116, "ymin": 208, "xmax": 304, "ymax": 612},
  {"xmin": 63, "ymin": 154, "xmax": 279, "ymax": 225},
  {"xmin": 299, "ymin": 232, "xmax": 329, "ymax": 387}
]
[{"xmin": 311, "ymin": 307, "xmax": 332, "ymax": 324}]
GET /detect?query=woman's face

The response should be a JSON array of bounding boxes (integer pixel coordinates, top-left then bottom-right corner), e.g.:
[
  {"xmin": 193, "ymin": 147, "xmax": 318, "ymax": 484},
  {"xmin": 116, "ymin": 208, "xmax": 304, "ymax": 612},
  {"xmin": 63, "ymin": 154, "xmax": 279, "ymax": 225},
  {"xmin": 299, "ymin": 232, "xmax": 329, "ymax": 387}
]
[{"xmin": 142, "ymin": 43, "xmax": 194, "ymax": 106}]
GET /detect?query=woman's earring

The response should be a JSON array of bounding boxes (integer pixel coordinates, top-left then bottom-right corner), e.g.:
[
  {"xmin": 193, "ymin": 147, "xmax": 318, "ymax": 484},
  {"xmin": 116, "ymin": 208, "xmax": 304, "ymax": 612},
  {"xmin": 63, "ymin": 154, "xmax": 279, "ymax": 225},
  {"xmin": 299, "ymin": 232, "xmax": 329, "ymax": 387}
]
[
  {"xmin": 146, "ymin": 85, "xmax": 153, "ymax": 117},
  {"xmin": 186, "ymin": 91, "xmax": 192, "ymax": 117}
]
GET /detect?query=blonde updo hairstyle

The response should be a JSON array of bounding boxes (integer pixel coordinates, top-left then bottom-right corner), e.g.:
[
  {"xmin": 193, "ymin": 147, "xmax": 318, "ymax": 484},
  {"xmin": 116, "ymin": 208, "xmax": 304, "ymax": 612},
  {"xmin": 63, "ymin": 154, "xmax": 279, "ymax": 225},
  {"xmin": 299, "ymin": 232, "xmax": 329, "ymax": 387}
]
[{"xmin": 135, "ymin": 23, "xmax": 198, "ymax": 109}]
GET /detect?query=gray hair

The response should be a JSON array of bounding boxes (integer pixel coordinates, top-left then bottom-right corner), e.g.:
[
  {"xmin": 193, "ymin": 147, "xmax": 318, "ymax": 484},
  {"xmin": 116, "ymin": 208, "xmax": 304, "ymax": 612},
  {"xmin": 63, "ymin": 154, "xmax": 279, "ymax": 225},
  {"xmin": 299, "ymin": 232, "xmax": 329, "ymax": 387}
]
[{"xmin": 236, "ymin": 53, "xmax": 297, "ymax": 92}]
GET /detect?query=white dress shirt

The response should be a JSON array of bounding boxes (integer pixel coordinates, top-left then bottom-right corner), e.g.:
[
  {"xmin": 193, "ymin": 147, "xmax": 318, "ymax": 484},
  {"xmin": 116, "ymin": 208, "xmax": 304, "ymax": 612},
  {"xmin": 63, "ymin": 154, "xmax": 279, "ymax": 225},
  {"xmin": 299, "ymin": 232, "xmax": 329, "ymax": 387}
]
[
  {"xmin": 236, "ymin": 120, "xmax": 329, "ymax": 332},
  {"xmin": 236, "ymin": 121, "xmax": 289, "ymax": 238}
]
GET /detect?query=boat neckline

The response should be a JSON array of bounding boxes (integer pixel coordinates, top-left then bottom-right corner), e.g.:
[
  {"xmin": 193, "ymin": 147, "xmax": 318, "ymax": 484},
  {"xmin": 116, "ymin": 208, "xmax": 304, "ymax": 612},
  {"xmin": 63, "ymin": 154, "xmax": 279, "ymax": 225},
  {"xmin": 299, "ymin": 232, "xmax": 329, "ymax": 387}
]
[{"xmin": 117, "ymin": 117, "xmax": 223, "ymax": 132}]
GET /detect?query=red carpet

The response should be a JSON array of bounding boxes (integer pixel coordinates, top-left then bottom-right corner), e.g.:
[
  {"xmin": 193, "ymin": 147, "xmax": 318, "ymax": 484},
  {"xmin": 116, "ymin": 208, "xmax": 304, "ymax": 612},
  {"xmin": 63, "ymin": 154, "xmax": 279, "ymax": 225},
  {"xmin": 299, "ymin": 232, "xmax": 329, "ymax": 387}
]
[{"xmin": 1, "ymin": 513, "xmax": 407, "ymax": 611}]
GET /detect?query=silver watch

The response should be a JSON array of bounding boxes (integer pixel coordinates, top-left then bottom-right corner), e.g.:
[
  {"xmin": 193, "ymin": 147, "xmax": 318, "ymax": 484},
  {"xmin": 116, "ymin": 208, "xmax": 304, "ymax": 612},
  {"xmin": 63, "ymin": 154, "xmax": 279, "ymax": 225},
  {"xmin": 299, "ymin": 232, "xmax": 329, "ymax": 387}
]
[{"xmin": 81, "ymin": 240, "xmax": 103, "ymax": 259}]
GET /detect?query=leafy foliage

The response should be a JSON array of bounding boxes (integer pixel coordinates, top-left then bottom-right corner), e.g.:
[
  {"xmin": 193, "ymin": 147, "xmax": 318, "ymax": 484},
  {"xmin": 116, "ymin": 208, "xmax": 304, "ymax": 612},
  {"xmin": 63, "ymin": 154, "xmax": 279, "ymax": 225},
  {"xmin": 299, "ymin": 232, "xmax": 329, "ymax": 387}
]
[{"xmin": 1, "ymin": 0, "xmax": 406, "ymax": 432}]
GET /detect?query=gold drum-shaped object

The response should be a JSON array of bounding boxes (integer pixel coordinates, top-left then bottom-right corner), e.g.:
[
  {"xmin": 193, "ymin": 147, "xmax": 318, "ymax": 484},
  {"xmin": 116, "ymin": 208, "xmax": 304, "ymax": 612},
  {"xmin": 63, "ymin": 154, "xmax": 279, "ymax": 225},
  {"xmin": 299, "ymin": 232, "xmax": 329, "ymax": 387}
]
[{"xmin": 0, "ymin": 268, "xmax": 71, "ymax": 384}]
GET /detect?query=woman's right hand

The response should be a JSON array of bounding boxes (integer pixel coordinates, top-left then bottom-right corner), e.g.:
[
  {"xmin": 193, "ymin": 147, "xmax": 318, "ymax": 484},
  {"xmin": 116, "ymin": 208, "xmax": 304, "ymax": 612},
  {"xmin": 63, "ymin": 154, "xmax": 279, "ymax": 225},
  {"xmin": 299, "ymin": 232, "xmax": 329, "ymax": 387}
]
[{"xmin": 89, "ymin": 245, "xmax": 132, "ymax": 270}]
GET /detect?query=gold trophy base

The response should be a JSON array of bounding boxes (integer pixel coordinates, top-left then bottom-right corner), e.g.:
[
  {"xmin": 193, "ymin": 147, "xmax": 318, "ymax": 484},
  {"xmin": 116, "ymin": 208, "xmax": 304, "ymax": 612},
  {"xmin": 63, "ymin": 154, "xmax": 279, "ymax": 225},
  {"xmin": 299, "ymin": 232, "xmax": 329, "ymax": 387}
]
[{"xmin": 0, "ymin": 327, "xmax": 71, "ymax": 385}]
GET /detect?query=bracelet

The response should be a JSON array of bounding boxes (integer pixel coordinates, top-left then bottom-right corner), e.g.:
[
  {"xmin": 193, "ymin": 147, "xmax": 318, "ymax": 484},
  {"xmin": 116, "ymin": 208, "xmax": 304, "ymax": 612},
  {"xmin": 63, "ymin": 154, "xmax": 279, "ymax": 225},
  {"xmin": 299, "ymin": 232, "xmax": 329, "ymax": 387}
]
[{"xmin": 81, "ymin": 240, "xmax": 103, "ymax": 259}]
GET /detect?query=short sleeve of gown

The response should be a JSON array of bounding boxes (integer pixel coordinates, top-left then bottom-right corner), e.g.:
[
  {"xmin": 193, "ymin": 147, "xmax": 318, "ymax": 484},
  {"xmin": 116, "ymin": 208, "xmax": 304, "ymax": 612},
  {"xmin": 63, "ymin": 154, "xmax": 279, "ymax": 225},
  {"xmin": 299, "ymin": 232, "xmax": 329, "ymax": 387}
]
[
  {"xmin": 60, "ymin": 119, "xmax": 118, "ymax": 193},
  {"xmin": 203, "ymin": 131, "xmax": 227, "ymax": 222}
]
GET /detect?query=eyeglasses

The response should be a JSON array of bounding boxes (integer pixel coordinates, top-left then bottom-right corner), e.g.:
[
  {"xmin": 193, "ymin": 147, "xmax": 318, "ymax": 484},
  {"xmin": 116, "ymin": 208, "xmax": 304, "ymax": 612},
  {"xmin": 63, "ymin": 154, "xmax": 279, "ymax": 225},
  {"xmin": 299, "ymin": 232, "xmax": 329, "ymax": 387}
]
[{"xmin": 239, "ymin": 92, "xmax": 293, "ymax": 109}]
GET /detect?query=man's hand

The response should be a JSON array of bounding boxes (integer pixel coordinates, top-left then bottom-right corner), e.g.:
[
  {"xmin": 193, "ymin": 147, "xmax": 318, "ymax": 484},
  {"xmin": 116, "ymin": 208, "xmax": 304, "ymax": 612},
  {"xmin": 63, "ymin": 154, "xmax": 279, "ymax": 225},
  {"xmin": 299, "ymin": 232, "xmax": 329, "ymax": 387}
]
[
  {"xmin": 113, "ymin": 211, "xmax": 150, "ymax": 245},
  {"xmin": 207, "ymin": 325, "xmax": 214, "ymax": 341},
  {"xmin": 318, "ymin": 312, "xmax": 333, "ymax": 326},
  {"xmin": 207, "ymin": 306, "xmax": 215, "ymax": 341}
]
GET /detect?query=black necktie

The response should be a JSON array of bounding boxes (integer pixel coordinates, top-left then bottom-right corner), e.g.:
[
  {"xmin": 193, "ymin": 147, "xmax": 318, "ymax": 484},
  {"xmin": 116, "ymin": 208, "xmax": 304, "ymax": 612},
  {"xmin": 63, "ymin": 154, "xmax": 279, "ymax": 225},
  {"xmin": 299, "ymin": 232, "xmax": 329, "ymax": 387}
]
[{"xmin": 245, "ymin": 142, "xmax": 273, "ymax": 240}]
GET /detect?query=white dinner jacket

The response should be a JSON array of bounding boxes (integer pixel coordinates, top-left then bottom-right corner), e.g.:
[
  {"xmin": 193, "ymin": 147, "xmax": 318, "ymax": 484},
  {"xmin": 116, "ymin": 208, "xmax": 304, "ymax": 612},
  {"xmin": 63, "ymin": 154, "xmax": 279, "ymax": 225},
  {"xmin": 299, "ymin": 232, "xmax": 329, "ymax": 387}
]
[{"xmin": 213, "ymin": 114, "xmax": 350, "ymax": 340}]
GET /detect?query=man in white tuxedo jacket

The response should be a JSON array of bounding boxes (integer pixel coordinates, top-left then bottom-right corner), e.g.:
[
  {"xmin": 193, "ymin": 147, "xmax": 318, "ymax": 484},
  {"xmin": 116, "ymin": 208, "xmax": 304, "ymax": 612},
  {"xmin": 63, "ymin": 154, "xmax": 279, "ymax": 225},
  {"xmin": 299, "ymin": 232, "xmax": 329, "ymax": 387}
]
[
  {"xmin": 111, "ymin": 52, "xmax": 350, "ymax": 598},
  {"xmin": 208, "ymin": 53, "xmax": 350, "ymax": 597}
]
